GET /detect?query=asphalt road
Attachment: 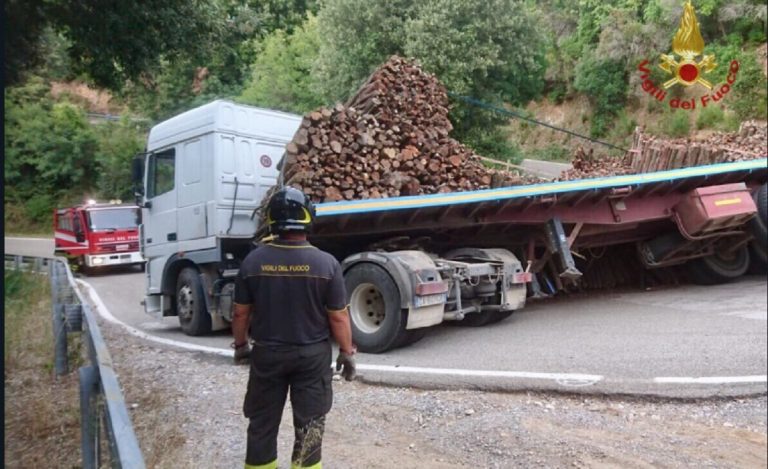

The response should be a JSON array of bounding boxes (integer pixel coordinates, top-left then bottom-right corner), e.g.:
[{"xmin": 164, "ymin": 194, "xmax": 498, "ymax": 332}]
[{"xmin": 6, "ymin": 236, "xmax": 767, "ymax": 397}]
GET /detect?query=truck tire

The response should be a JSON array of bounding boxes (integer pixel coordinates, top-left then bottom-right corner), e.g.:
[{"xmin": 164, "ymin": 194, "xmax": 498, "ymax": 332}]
[
  {"xmin": 345, "ymin": 263, "xmax": 410, "ymax": 353},
  {"xmin": 748, "ymin": 184, "xmax": 767, "ymax": 250},
  {"xmin": 176, "ymin": 267, "xmax": 212, "ymax": 336},
  {"xmin": 686, "ymin": 245, "xmax": 750, "ymax": 285},
  {"xmin": 748, "ymin": 242, "xmax": 768, "ymax": 275}
]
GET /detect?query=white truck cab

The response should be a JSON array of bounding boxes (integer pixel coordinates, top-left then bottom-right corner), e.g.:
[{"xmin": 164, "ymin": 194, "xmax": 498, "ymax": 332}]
[{"xmin": 137, "ymin": 100, "xmax": 301, "ymax": 332}]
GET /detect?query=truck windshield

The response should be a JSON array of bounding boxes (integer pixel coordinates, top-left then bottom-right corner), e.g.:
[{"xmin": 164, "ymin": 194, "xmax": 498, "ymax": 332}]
[{"xmin": 86, "ymin": 208, "xmax": 139, "ymax": 231}]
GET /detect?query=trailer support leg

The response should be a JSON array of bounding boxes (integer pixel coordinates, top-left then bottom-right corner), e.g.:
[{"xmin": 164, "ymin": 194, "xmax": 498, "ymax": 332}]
[{"xmin": 545, "ymin": 217, "xmax": 582, "ymax": 281}]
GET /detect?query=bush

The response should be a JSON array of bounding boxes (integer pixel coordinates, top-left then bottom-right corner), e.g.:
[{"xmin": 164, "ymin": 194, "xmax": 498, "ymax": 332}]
[
  {"xmin": 24, "ymin": 194, "xmax": 55, "ymax": 226},
  {"xmin": 696, "ymin": 105, "xmax": 725, "ymax": 130},
  {"xmin": 461, "ymin": 126, "xmax": 522, "ymax": 163},
  {"xmin": 657, "ymin": 110, "xmax": 690, "ymax": 138},
  {"xmin": 573, "ymin": 54, "xmax": 628, "ymax": 138}
]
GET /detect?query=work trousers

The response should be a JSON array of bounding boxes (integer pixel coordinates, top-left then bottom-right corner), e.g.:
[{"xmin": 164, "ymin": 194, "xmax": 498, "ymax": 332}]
[{"xmin": 244, "ymin": 339, "xmax": 333, "ymax": 468}]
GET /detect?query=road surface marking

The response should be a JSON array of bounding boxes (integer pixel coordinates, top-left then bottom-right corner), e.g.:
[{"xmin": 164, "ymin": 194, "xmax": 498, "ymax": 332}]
[
  {"xmin": 654, "ymin": 376, "xmax": 767, "ymax": 384},
  {"xmin": 78, "ymin": 278, "xmax": 767, "ymax": 389},
  {"xmin": 78, "ymin": 279, "xmax": 604, "ymax": 385}
]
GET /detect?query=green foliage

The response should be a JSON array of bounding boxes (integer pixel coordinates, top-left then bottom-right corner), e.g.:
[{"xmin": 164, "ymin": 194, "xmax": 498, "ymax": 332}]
[
  {"xmin": 573, "ymin": 54, "xmax": 628, "ymax": 137},
  {"xmin": 94, "ymin": 119, "xmax": 148, "ymax": 201},
  {"xmin": 461, "ymin": 127, "xmax": 523, "ymax": 164},
  {"xmin": 314, "ymin": 0, "xmax": 546, "ymax": 158},
  {"xmin": 696, "ymin": 104, "xmax": 726, "ymax": 129},
  {"xmin": 314, "ymin": 0, "xmax": 413, "ymax": 102},
  {"xmin": 239, "ymin": 15, "xmax": 324, "ymax": 113},
  {"xmin": 728, "ymin": 53, "xmax": 768, "ymax": 121},
  {"xmin": 656, "ymin": 109, "xmax": 691, "ymax": 138},
  {"xmin": 5, "ymin": 0, "xmax": 224, "ymax": 90},
  {"xmin": 4, "ymin": 80, "xmax": 99, "ymax": 224},
  {"xmin": 525, "ymin": 144, "xmax": 571, "ymax": 162}
]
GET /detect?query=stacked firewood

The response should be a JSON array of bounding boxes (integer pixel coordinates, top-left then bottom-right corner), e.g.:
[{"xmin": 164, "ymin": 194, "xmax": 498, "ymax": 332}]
[
  {"xmin": 558, "ymin": 147, "xmax": 636, "ymax": 180},
  {"xmin": 281, "ymin": 56, "xmax": 520, "ymax": 202},
  {"xmin": 560, "ymin": 121, "xmax": 767, "ymax": 180},
  {"xmin": 627, "ymin": 122, "xmax": 767, "ymax": 172}
]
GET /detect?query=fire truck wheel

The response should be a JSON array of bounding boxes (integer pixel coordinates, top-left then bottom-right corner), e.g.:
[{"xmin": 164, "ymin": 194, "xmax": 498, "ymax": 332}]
[
  {"xmin": 687, "ymin": 244, "xmax": 750, "ymax": 285},
  {"xmin": 176, "ymin": 267, "xmax": 212, "ymax": 336},
  {"xmin": 76, "ymin": 256, "xmax": 91, "ymax": 276},
  {"xmin": 345, "ymin": 263, "xmax": 409, "ymax": 353},
  {"xmin": 748, "ymin": 184, "xmax": 767, "ymax": 250}
]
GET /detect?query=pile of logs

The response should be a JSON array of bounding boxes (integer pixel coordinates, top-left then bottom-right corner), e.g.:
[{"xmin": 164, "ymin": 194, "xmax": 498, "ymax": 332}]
[
  {"xmin": 627, "ymin": 121, "xmax": 767, "ymax": 173},
  {"xmin": 560, "ymin": 121, "xmax": 767, "ymax": 180},
  {"xmin": 281, "ymin": 56, "xmax": 519, "ymax": 202}
]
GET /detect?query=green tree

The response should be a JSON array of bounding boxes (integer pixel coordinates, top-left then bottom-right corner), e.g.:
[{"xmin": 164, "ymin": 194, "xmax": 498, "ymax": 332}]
[
  {"xmin": 4, "ymin": 0, "xmax": 223, "ymax": 90},
  {"xmin": 94, "ymin": 119, "xmax": 147, "ymax": 201},
  {"xmin": 314, "ymin": 0, "xmax": 546, "ymax": 159},
  {"xmin": 239, "ymin": 15, "xmax": 325, "ymax": 113},
  {"xmin": 573, "ymin": 53, "xmax": 628, "ymax": 137},
  {"xmin": 4, "ymin": 80, "xmax": 100, "ymax": 223}
]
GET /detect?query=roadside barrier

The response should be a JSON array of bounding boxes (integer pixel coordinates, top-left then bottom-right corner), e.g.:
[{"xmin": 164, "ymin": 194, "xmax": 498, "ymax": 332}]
[{"xmin": 5, "ymin": 254, "xmax": 145, "ymax": 469}]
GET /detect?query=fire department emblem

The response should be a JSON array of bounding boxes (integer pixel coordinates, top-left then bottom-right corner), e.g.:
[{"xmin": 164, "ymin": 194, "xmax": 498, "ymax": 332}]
[{"xmin": 659, "ymin": 1, "xmax": 717, "ymax": 89}]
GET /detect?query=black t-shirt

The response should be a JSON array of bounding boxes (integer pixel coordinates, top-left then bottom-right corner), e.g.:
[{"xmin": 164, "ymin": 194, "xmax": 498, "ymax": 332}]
[{"xmin": 234, "ymin": 238, "xmax": 347, "ymax": 345}]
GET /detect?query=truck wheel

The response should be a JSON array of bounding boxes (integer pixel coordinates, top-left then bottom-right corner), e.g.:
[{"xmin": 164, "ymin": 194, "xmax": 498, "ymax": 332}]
[
  {"xmin": 748, "ymin": 184, "xmax": 767, "ymax": 250},
  {"xmin": 687, "ymin": 245, "xmax": 750, "ymax": 285},
  {"xmin": 345, "ymin": 263, "xmax": 409, "ymax": 353},
  {"xmin": 747, "ymin": 242, "xmax": 768, "ymax": 275},
  {"xmin": 176, "ymin": 267, "xmax": 212, "ymax": 336}
]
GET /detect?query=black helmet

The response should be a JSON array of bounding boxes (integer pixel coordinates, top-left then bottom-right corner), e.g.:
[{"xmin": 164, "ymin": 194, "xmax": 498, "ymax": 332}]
[{"xmin": 266, "ymin": 187, "xmax": 315, "ymax": 233}]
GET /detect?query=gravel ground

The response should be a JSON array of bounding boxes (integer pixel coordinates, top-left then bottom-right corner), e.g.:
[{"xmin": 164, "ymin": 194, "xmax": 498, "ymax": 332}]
[{"xmin": 100, "ymin": 321, "xmax": 767, "ymax": 469}]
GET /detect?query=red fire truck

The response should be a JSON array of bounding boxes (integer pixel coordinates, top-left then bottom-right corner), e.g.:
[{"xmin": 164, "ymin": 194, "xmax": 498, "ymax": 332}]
[{"xmin": 54, "ymin": 201, "xmax": 144, "ymax": 272}]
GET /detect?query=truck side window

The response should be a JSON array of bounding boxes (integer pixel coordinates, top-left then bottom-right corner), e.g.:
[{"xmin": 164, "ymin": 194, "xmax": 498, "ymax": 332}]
[{"xmin": 147, "ymin": 149, "xmax": 176, "ymax": 198}]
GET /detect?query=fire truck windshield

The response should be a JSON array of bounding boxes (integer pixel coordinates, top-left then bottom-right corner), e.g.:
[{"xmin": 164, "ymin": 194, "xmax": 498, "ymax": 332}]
[{"xmin": 86, "ymin": 208, "xmax": 139, "ymax": 231}]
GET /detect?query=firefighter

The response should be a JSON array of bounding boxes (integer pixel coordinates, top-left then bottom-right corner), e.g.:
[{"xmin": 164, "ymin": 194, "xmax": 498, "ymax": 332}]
[{"xmin": 232, "ymin": 186, "xmax": 357, "ymax": 469}]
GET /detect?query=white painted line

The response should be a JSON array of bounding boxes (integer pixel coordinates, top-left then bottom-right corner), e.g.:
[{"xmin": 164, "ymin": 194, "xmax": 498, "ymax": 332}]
[
  {"xmin": 78, "ymin": 279, "xmax": 232, "ymax": 357},
  {"xmin": 78, "ymin": 278, "xmax": 765, "ymax": 389},
  {"xmin": 5, "ymin": 236, "xmax": 52, "ymax": 241},
  {"xmin": 654, "ymin": 376, "xmax": 767, "ymax": 384},
  {"xmin": 78, "ymin": 278, "xmax": 605, "ymax": 385},
  {"xmin": 358, "ymin": 364, "xmax": 603, "ymax": 385}
]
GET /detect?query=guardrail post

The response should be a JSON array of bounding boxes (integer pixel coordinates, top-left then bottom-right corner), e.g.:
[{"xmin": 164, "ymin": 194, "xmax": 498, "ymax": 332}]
[
  {"xmin": 79, "ymin": 366, "xmax": 100, "ymax": 469},
  {"xmin": 65, "ymin": 304, "xmax": 83, "ymax": 332},
  {"xmin": 53, "ymin": 303, "xmax": 68, "ymax": 376}
]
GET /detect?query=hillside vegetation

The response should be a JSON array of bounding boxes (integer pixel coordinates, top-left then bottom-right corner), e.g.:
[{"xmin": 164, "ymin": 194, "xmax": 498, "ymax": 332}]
[{"xmin": 4, "ymin": 0, "xmax": 767, "ymax": 233}]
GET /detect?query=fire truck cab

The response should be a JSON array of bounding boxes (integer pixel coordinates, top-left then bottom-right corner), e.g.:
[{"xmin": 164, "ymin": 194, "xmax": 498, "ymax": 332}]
[{"xmin": 54, "ymin": 202, "xmax": 144, "ymax": 271}]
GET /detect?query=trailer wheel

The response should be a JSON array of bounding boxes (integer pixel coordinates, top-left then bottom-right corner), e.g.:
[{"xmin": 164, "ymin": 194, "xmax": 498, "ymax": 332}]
[
  {"xmin": 345, "ymin": 263, "xmax": 409, "ymax": 353},
  {"xmin": 687, "ymin": 245, "xmax": 750, "ymax": 285},
  {"xmin": 176, "ymin": 267, "xmax": 212, "ymax": 336},
  {"xmin": 748, "ymin": 184, "xmax": 767, "ymax": 250},
  {"xmin": 747, "ymin": 242, "xmax": 768, "ymax": 275}
]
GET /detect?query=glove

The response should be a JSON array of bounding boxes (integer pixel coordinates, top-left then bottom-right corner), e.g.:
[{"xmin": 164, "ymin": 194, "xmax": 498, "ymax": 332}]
[
  {"xmin": 233, "ymin": 342, "xmax": 251, "ymax": 365},
  {"xmin": 335, "ymin": 348, "xmax": 357, "ymax": 381}
]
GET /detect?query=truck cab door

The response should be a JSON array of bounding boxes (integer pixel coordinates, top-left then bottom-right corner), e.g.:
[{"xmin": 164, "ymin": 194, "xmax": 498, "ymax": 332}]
[{"xmin": 142, "ymin": 148, "xmax": 179, "ymax": 292}]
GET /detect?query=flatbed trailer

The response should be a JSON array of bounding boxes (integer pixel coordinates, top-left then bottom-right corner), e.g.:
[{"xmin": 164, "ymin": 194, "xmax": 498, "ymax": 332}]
[{"xmin": 135, "ymin": 101, "xmax": 767, "ymax": 353}]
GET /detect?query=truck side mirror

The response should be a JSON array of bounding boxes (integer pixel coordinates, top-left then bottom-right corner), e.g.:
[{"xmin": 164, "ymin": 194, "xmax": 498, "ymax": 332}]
[
  {"xmin": 132, "ymin": 155, "xmax": 145, "ymax": 188},
  {"xmin": 132, "ymin": 155, "xmax": 146, "ymax": 206}
]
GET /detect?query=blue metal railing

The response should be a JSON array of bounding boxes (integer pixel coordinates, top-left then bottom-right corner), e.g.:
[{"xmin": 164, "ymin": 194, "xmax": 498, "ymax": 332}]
[{"xmin": 5, "ymin": 254, "xmax": 145, "ymax": 469}]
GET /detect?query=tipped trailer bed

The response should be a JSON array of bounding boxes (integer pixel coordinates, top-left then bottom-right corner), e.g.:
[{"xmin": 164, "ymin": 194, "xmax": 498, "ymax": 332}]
[
  {"xmin": 311, "ymin": 159, "xmax": 767, "ymax": 268},
  {"xmin": 137, "ymin": 100, "xmax": 767, "ymax": 352}
]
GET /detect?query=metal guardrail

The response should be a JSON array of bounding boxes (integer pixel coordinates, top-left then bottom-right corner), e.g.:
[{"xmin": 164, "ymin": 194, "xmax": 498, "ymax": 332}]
[{"xmin": 5, "ymin": 254, "xmax": 145, "ymax": 469}]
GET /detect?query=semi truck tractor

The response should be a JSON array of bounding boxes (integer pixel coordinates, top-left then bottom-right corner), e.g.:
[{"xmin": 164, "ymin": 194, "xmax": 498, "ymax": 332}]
[{"xmin": 133, "ymin": 100, "xmax": 767, "ymax": 353}]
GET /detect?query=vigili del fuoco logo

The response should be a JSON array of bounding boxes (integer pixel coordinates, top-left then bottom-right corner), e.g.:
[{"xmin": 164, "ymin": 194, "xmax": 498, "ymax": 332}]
[{"xmin": 637, "ymin": 0, "xmax": 740, "ymax": 110}]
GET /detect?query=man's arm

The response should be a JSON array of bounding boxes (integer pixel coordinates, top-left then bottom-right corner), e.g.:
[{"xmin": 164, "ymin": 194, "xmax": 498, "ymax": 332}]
[
  {"xmin": 327, "ymin": 307, "xmax": 354, "ymax": 353},
  {"xmin": 232, "ymin": 303, "xmax": 252, "ymax": 346}
]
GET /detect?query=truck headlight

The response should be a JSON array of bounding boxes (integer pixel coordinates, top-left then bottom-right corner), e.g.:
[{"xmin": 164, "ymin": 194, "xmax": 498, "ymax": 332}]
[{"xmin": 92, "ymin": 258, "xmax": 104, "ymax": 265}]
